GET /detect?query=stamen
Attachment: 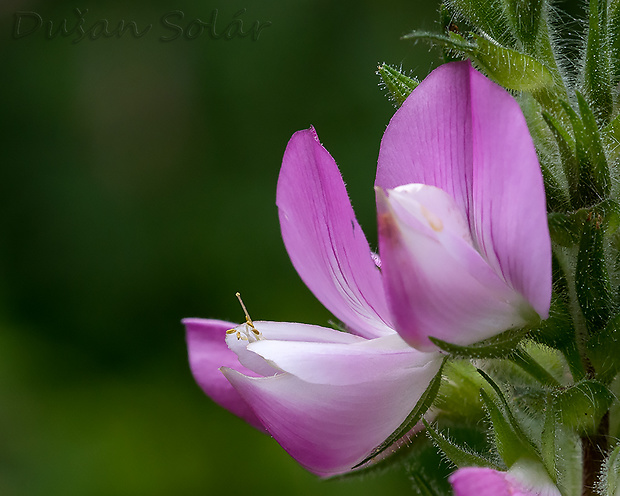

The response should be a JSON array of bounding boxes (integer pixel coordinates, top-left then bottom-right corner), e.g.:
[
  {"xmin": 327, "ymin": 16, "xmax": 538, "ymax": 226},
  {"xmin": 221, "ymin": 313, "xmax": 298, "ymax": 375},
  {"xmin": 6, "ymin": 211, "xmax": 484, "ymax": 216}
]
[
  {"xmin": 228, "ymin": 292, "xmax": 264, "ymax": 342},
  {"xmin": 236, "ymin": 292, "xmax": 254, "ymax": 327}
]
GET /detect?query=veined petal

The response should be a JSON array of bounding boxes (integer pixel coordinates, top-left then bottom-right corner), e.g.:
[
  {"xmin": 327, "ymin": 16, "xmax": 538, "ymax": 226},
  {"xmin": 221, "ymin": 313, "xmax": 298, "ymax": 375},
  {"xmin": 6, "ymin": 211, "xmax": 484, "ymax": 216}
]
[
  {"xmin": 376, "ymin": 61, "xmax": 551, "ymax": 320},
  {"xmin": 377, "ymin": 186, "xmax": 531, "ymax": 350},
  {"xmin": 222, "ymin": 360, "xmax": 434, "ymax": 476},
  {"xmin": 277, "ymin": 128, "xmax": 394, "ymax": 338},
  {"xmin": 183, "ymin": 318, "xmax": 265, "ymax": 431},
  {"xmin": 248, "ymin": 331, "xmax": 441, "ymax": 385}
]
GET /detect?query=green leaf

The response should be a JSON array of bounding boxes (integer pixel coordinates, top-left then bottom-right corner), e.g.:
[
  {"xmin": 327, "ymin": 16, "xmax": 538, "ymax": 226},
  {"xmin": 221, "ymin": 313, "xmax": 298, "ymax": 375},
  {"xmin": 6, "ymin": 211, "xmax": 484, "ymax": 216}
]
[
  {"xmin": 479, "ymin": 388, "xmax": 537, "ymax": 467},
  {"xmin": 542, "ymin": 110, "xmax": 580, "ymax": 207},
  {"xmin": 608, "ymin": 0, "xmax": 620, "ymax": 83},
  {"xmin": 401, "ymin": 31, "xmax": 555, "ymax": 91},
  {"xmin": 477, "ymin": 371, "xmax": 541, "ymax": 461},
  {"xmin": 583, "ymin": 0, "xmax": 613, "ymax": 125},
  {"xmin": 423, "ymin": 419, "xmax": 502, "ymax": 469},
  {"xmin": 602, "ymin": 112, "xmax": 620, "ymax": 164},
  {"xmin": 576, "ymin": 92, "xmax": 611, "ymax": 198},
  {"xmin": 541, "ymin": 393, "xmax": 557, "ymax": 482},
  {"xmin": 508, "ymin": 348, "xmax": 562, "ymax": 386},
  {"xmin": 443, "ymin": 0, "xmax": 516, "ymax": 48},
  {"xmin": 604, "ymin": 445, "xmax": 620, "ymax": 496},
  {"xmin": 352, "ymin": 358, "xmax": 446, "ymax": 469},
  {"xmin": 376, "ymin": 63, "xmax": 419, "ymax": 108},
  {"xmin": 576, "ymin": 210, "xmax": 614, "ymax": 334},
  {"xmin": 469, "ymin": 37, "xmax": 556, "ymax": 91},
  {"xmin": 501, "ymin": 0, "xmax": 544, "ymax": 51},
  {"xmin": 547, "ymin": 211, "xmax": 585, "ymax": 246},
  {"xmin": 429, "ymin": 326, "xmax": 529, "ymax": 359},
  {"xmin": 555, "ymin": 380, "xmax": 615, "ymax": 435},
  {"xmin": 586, "ymin": 313, "xmax": 620, "ymax": 383}
]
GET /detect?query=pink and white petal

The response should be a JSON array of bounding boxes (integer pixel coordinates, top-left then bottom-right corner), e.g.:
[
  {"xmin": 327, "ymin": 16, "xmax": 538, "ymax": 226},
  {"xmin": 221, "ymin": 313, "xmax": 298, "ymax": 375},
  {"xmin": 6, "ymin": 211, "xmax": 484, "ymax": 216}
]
[
  {"xmin": 183, "ymin": 318, "xmax": 265, "ymax": 431},
  {"xmin": 376, "ymin": 61, "xmax": 550, "ymax": 318},
  {"xmin": 222, "ymin": 363, "xmax": 432, "ymax": 476},
  {"xmin": 377, "ymin": 191, "xmax": 531, "ymax": 351},
  {"xmin": 277, "ymin": 128, "xmax": 394, "ymax": 338},
  {"xmin": 248, "ymin": 332, "xmax": 441, "ymax": 385},
  {"xmin": 467, "ymin": 65, "xmax": 551, "ymax": 318}
]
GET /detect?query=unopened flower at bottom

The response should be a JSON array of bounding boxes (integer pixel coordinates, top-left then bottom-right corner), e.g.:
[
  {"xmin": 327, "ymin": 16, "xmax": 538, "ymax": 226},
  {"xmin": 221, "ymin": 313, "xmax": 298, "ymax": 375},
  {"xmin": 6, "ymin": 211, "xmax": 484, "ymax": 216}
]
[
  {"xmin": 185, "ymin": 315, "xmax": 441, "ymax": 476},
  {"xmin": 450, "ymin": 461, "xmax": 562, "ymax": 496}
]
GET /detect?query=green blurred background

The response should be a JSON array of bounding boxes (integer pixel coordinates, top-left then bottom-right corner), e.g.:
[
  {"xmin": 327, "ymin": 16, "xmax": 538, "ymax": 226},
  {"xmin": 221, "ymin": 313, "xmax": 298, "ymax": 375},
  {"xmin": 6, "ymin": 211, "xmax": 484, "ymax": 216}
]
[{"xmin": 2, "ymin": 0, "xmax": 588, "ymax": 494}]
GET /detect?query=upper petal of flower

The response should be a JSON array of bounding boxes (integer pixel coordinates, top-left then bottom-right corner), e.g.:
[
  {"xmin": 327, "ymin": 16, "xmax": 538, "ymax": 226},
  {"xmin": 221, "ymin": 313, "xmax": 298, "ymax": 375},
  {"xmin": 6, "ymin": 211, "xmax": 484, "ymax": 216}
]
[
  {"xmin": 376, "ymin": 61, "xmax": 551, "ymax": 322},
  {"xmin": 183, "ymin": 318, "xmax": 265, "ymax": 431},
  {"xmin": 277, "ymin": 128, "xmax": 394, "ymax": 338}
]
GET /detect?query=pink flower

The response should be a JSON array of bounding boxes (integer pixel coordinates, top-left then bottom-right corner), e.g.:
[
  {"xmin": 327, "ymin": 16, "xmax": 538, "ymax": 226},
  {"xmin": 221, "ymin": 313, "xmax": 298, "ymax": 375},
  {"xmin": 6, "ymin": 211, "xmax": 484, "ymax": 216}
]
[
  {"xmin": 450, "ymin": 464, "xmax": 562, "ymax": 496},
  {"xmin": 185, "ymin": 61, "xmax": 551, "ymax": 476}
]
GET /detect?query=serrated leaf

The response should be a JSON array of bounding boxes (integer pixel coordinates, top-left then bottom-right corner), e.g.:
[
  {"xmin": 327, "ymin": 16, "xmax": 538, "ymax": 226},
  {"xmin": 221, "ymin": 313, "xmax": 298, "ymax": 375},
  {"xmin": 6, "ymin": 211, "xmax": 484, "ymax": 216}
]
[
  {"xmin": 352, "ymin": 358, "xmax": 446, "ymax": 469},
  {"xmin": 423, "ymin": 419, "xmax": 502, "ymax": 470},
  {"xmin": 555, "ymin": 380, "xmax": 615, "ymax": 435},
  {"xmin": 586, "ymin": 313, "xmax": 620, "ymax": 383},
  {"xmin": 429, "ymin": 326, "xmax": 529, "ymax": 359},
  {"xmin": 376, "ymin": 63, "xmax": 419, "ymax": 107}
]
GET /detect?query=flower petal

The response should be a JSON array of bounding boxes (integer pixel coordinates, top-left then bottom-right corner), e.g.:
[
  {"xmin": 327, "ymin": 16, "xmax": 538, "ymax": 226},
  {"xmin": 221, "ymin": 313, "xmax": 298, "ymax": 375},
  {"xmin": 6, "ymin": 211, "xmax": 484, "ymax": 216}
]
[
  {"xmin": 222, "ymin": 361, "xmax": 435, "ymax": 476},
  {"xmin": 225, "ymin": 320, "xmax": 363, "ymax": 377},
  {"xmin": 248, "ymin": 331, "xmax": 441, "ymax": 385},
  {"xmin": 277, "ymin": 128, "xmax": 394, "ymax": 338},
  {"xmin": 376, "ymin": 61, "xmax": 551, "ymax": 319},
  {"xmin": 449, "ymin": 468, "xmax": 523, "ymax": 496},
  {"xmin": 183, "ymin": 318, "xmax": 265, "ymax": 431},
  {"xmin": 450, "ymin": 463, "xmax": 562, "ymax": 496},
  {"xmin": 377, "ymin": 186, "xmax": 531, "ymax": 350}
]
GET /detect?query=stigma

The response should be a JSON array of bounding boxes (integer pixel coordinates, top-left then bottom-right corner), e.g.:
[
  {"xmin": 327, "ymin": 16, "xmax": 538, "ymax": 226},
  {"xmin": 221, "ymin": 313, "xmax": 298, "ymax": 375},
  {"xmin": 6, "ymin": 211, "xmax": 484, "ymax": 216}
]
[{"xmin": 225, "ymin": 292, "xmax": 264, "ymax": 342}]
